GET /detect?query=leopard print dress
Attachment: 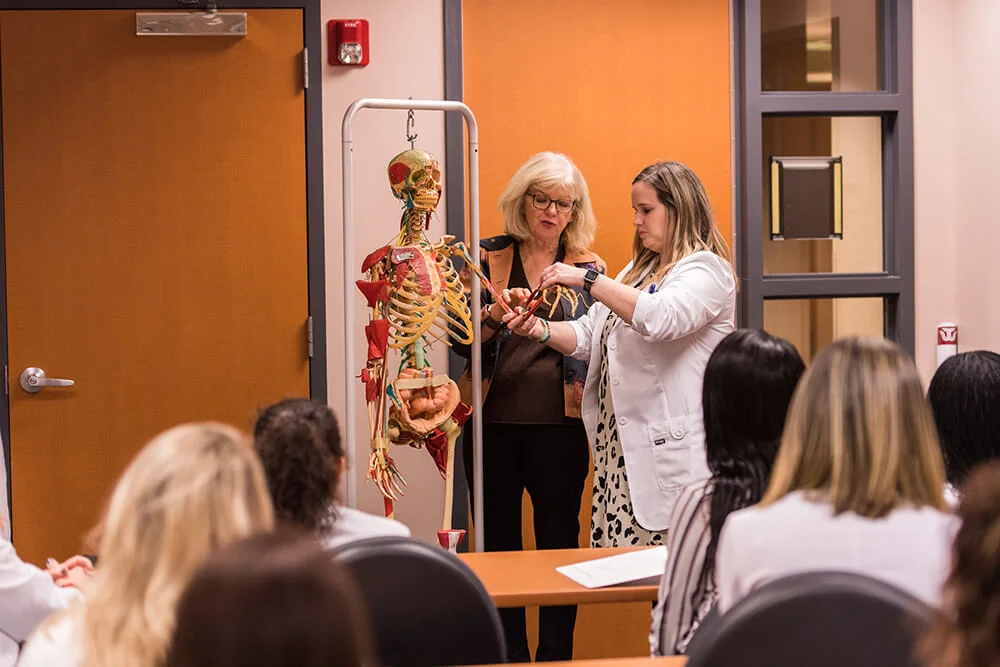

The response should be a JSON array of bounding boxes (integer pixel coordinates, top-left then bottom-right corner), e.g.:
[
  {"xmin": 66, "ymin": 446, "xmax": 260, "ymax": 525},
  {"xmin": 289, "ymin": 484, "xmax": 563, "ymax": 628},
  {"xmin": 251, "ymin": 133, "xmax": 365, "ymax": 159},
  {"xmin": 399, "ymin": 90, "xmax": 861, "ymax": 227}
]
[{"xmin": 590, "ymin": 310, "xmax": 668, "ymax": 548}]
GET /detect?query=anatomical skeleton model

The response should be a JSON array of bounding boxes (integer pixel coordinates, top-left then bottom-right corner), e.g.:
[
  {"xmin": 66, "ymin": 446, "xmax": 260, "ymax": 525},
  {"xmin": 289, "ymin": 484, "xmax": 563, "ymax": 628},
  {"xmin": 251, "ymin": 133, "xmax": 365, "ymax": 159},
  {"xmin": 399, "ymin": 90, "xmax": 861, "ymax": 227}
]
[{"xmin": 356, "ymin": 148, "xmax": 505, "ymax": 545}]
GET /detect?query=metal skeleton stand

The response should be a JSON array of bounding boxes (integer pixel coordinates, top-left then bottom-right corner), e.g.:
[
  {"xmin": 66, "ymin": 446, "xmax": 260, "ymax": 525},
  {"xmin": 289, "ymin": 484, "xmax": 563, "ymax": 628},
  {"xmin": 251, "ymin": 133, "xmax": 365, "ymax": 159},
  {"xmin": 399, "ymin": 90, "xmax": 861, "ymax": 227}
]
[{"xmin": 341, "ymin": 98, "xmax": 485, "ymax": 552}]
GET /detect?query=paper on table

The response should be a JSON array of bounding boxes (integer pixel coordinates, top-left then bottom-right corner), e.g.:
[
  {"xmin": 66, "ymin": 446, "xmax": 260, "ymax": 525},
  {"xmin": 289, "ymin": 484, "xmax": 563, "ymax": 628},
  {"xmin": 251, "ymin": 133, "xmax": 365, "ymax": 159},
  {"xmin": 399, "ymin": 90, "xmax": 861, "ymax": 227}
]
[{"xmin": 556, "ymin": 546, "xmax": 668, "ymax": 589}]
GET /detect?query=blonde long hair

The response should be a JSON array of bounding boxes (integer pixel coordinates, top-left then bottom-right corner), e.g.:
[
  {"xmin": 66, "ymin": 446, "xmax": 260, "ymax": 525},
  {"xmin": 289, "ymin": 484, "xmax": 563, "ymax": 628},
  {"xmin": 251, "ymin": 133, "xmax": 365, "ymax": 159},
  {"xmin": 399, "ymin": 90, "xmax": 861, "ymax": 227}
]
[
  {"xmin": 78, "ymin": 422, "xmax": 275, "ymax": 667},
  {"xmin": 497, "ymin": 151, "xmax": 597, "ymax": 253},
  {"xmin": 763, "ymin": 337, "xmax": 948, "ymax": 518},
  {"xmin": 622, "ymin": 161, "xmax": 732, "ymax": 286}
]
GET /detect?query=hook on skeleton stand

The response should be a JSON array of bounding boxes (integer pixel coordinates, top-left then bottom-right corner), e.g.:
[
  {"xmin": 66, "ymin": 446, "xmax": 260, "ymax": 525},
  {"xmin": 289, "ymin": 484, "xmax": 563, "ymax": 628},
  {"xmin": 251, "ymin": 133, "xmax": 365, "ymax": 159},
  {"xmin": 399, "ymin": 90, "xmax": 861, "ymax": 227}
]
[{"xmin": 405, "ymin": 98, "xmax": 418, "ymax": 149}]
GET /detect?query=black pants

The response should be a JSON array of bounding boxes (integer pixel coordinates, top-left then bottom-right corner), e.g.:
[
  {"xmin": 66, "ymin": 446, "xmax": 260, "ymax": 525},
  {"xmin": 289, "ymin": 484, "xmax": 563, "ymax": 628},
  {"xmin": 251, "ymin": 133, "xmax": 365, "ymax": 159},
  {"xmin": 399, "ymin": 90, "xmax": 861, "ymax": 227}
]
[{"xmin": 463, "ymin": 421, "xmax": 590, "ymax": 662}]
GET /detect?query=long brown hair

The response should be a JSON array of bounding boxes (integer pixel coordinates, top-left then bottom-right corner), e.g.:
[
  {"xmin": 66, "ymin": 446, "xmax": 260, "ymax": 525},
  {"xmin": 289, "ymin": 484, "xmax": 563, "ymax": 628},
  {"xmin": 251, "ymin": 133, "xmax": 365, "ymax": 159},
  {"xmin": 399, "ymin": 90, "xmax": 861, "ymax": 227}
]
[
  {"xmin": 622, "ymin": 161, "xmax": 732, "ymax": 286},
  {"xmin": 923, "ymin": 461, "xmax": 1000, "ymax": 667},
  {"xmin": 762, "ymin": 336, "xmax": 948, "ymax": 518}
]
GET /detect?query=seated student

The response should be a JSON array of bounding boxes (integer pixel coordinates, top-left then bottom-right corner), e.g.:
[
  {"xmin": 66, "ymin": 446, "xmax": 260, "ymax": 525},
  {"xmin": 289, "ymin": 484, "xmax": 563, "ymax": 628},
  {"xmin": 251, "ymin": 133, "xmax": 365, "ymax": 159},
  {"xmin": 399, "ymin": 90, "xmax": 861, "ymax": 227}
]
[
  {"xmin": 649, "ymin": 329, "xmax": 805, "ymax": 656},
  {"xmin": 927, "ymin": 350, "xmax": 1000, "ymax": 503},
  {"xmin": 922, "ymin": 460, "xmax": 1000, "ymax": 667},
  {"xmin": 253, "ymin": 398, "xmax": 410, "ymax": 548},
  {"xmin": 715, "ymin": 337, "xmax": 958, "ymax": 612},
  {"xmin": 166, "ymin": 527, "xmax": 376, "ymax": 667},
  {"xmin": 18, "ymin": 422, "xmax": 275, "ymax": 667},
  {"xmin": 0, "ymin": 544, "xmax": 92, "ymax": 667}
]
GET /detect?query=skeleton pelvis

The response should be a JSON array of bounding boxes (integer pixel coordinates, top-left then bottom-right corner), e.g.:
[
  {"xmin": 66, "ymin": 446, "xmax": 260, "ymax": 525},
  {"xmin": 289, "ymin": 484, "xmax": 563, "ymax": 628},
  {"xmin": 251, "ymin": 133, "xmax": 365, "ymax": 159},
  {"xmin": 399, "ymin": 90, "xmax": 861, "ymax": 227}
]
[{"xmin": 389, "ymin": 369, "xmax": 460, "ymax": 439}]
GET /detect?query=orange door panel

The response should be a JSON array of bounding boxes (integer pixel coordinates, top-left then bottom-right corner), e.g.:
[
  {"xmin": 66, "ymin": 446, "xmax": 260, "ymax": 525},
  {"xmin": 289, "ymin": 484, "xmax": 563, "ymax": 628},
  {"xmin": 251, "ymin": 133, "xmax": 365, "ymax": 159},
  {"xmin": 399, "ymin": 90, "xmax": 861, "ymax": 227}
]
[{"xmin": 1, "ymin": 9, "xmax": 311, "ymax": 565}]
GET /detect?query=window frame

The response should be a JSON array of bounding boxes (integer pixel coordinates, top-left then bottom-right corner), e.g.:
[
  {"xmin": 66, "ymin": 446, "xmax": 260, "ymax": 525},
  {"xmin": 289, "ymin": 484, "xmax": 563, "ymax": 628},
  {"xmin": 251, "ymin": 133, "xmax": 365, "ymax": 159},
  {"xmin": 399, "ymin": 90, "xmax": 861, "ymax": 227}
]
[{"xmin": 735, "ymin": 0, "xmax": 915, "ymax": 353}]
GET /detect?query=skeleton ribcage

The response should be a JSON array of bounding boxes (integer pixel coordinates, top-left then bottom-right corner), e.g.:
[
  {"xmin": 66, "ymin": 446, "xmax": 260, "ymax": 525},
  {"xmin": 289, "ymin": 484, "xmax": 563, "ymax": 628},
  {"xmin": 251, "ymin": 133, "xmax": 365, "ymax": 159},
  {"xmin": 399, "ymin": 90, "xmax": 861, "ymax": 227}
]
[{"xmin": 386, "ymin": 250, "xmax": 473, "ymax": 349}]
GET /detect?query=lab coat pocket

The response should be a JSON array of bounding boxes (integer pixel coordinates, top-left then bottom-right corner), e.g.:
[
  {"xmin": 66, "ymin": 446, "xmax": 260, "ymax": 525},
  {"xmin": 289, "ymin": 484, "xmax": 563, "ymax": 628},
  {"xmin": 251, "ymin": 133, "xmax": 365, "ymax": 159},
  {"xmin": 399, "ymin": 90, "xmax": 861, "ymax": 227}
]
[{"xmin": 648, "ymin": 418, "xmax": 692, "ymax": 492}]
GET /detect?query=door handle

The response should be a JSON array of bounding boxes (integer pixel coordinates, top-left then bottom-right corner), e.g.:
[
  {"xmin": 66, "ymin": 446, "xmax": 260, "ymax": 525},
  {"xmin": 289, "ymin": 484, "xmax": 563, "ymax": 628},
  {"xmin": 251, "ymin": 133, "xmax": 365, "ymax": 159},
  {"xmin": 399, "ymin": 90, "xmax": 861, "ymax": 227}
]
[{"xmin": 20, "ymin": 367, "xmax": 75, "ymax": 394}]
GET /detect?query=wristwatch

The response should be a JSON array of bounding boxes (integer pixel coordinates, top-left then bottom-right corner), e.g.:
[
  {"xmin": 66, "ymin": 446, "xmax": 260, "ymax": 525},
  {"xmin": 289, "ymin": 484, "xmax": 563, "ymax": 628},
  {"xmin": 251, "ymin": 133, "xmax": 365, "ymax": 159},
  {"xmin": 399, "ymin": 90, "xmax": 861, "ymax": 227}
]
[{"xmin": 582, "ymin": 268, "xmax": 600, "ymax": 294}]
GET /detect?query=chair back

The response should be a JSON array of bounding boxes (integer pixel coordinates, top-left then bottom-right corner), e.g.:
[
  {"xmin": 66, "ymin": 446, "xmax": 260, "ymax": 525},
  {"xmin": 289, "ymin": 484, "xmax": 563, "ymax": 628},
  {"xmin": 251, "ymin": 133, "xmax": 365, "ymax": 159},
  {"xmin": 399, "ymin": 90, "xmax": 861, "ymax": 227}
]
[
  {"xmin": 685, "ymin": 571, "xmax": 934, "ymax": 667},
  {"xmin": 331, "ymin": 536, "xmax": 506, "ymax": 667}
]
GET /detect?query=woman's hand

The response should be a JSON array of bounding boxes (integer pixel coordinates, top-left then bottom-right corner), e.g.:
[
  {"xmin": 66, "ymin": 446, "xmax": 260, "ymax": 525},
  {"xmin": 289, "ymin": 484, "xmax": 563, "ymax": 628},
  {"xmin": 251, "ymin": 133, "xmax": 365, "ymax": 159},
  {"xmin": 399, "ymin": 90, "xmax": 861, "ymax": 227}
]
[
  {"xmin": 502, "ymin": 309, "xmax": 543, "ymax": 340},
  {"xmin": 487, "ymin": 287, "xmax": 531, "ymax": 321},
  {"xmin": 539, "ymin": 262, "xmax": 587, "ymax": 290},
  {"xmin": 47, "ymin": 555, "xmax": 95, "ymax": 589}
]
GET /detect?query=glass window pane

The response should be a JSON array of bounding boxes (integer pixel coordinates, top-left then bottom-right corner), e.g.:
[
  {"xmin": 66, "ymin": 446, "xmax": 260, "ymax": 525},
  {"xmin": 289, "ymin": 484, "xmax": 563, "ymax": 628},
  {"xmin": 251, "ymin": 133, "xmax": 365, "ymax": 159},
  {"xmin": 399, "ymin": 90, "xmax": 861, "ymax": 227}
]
[
  {"xmin": 763, "ymin": 116, "xmax": 883, "ymax": 275},
  {"xmin": 761, "ymin": 0, "xmax": 882, "ymax": 92},
  {"xmin": 764, "ymin": 297, "xmax": 884, "ymax": 362}
]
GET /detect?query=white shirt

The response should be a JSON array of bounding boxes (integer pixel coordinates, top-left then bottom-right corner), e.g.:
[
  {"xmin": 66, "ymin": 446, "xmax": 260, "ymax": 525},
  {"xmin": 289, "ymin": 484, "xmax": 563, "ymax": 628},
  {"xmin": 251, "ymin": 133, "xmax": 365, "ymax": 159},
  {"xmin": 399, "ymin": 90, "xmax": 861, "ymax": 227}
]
[
  {"xmin": 320, "ymin": 505, "xmax": 411, "ymax": 550},
  {"xmin": 567, "ymin": 251, "xmax": 736, "ymax": 530},
  {"xmin": 716, "ymin": 491, "xmax": 958, "ymax": 612},
  {"xmin": 17, "ymin": 611, "xmax": 81, "ymax": 667},
  {"xmin": 0, "ymin": 539, "xmax": 79, "ymax": 667}
]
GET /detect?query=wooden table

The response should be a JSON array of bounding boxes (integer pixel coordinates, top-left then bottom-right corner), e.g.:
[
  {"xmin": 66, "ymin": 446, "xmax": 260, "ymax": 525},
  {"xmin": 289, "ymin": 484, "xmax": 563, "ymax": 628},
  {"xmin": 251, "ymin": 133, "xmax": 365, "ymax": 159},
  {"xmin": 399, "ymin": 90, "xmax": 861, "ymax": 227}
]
[
  {"xmin": 475, "ymin": 657, "xmax": 685, "ymax": 667},
  {"xmin": 458, "ymin": 546, "xmax": 660, "ymax": 608}
]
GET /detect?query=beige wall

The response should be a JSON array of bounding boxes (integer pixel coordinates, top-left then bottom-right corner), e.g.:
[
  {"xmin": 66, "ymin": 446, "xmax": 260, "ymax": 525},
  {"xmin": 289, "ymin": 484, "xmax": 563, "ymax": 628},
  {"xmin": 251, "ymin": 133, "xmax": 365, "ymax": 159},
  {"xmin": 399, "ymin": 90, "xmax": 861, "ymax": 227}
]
[
  {"xmin": 316, "ymin": 1, "xmax": 1000, "ymax": 534},
  {"xmin": 321, "ymin": 0, "xmax": 449, "ymax": 541},
  {"xmin": 913, "ymin": 0, "xmax": 1000, "ymax": 384}
]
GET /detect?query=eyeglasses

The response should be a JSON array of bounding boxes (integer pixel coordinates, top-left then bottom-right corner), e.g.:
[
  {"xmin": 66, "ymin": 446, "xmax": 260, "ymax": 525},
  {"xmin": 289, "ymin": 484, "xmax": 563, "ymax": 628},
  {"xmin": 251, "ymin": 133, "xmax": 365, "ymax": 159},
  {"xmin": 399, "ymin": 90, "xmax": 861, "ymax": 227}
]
[{"xmin": 527, "ymin": 192, "xmax": 575, "ymax": 215}]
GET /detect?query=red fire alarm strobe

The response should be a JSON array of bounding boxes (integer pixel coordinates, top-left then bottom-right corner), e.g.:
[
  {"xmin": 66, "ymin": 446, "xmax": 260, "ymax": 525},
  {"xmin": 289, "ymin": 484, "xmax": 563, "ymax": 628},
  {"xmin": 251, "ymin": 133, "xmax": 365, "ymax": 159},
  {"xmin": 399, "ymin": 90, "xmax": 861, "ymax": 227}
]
[{"xmin": 328, "ymin": 19, "xmax": 369, "ymax": 66}]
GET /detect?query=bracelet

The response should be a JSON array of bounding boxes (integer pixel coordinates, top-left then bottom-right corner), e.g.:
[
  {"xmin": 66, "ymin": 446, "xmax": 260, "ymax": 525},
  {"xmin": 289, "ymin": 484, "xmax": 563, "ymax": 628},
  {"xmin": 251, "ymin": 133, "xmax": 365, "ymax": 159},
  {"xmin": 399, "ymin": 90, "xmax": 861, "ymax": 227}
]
[
  {"xmin": 483, "ymin": 311, "xmax": 504, "ymax": 329},
  {"xmin": 537, "ymin": 319, "xmax": 551, "ymax": 344}
]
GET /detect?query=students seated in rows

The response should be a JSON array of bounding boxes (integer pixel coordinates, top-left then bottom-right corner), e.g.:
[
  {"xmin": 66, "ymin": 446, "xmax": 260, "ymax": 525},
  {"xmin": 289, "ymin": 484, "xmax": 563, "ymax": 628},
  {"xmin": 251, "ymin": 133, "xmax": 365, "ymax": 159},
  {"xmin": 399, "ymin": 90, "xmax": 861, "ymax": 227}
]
[
  {"xmin": 650, "ymin": 329, "xmax": 805, "ymax": 655},
  {"xmin": 18, "ymin": 422, "xmax": 275, "ymax": 667},
  {"xmin": 167, "ymin": 528, "xmax": 376, "ymax": 667},
  {"xmin": 253, "ymin": 398, "xmax": 410, "ymax": 548},
  {"xmin": 716, "ymin": 336, "xmax": 957, "ymax": 611},
  {"xmin": 927, "ymin": 350, "xmax": 1000, "ymax": 504},
  {"xmin": 922, "ymin": 460, "xmax": 1000, "ymax": 667}
]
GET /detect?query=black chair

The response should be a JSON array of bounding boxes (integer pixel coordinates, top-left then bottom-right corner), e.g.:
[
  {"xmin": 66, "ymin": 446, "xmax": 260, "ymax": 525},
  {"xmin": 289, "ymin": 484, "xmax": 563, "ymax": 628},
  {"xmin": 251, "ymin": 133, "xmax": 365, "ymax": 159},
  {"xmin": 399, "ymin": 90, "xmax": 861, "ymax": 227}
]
[
  {"xmin": 330, "ymin": 536, "xmax": 506, "ymax": 667},
  {"xmin": 685, "ymin": 571, "xmax": 934, "ymax": 667}
]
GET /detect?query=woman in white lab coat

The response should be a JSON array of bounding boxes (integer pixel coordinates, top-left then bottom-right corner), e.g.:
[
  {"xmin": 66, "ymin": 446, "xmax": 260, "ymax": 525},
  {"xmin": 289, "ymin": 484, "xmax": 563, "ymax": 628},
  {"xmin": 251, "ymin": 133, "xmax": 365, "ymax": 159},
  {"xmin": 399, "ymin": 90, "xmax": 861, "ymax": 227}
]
[
  {"xmin": 505, "ymin": 161, "xmax": 736, "ymax": 546},
  {"xmin": 0, "ymin": 542, "xmax": 90, "ymax": 667}
]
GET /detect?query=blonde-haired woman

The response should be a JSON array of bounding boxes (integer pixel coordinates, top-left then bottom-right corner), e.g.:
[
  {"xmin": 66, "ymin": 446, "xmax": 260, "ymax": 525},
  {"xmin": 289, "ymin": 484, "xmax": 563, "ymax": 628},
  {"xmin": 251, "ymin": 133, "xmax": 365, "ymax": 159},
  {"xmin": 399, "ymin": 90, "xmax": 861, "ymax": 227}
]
[
  {"xmin": 456, "ymin": 151, "xmax": 604, "ymax": 662},
  {"xmin": 506, "ymin": 160, "xmax": 736, "ymax": 548},
  {"xmin": 18, "ymin": 422, "xmax": 275, "ymax": 667},
  {"xmin": 716, "ymin": 337, "xmax": 957, "ymax": 612}
]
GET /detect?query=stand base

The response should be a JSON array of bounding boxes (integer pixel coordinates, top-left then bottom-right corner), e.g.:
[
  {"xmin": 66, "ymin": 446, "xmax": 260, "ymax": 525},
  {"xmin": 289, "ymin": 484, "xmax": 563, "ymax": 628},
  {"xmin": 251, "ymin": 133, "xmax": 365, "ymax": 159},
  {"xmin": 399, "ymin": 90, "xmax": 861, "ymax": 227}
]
[{"xmin": 436, "ymin": 529, "xmax": 466, "ymax": 553}]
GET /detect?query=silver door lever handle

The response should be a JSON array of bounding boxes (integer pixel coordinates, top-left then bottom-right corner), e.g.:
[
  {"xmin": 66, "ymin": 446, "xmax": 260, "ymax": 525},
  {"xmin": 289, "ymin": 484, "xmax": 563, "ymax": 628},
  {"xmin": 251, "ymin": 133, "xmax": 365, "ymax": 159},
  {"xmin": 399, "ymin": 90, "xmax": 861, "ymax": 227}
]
[{"xmin": 20, "ymin": 367, "xmax": 75, "ymax": 394}]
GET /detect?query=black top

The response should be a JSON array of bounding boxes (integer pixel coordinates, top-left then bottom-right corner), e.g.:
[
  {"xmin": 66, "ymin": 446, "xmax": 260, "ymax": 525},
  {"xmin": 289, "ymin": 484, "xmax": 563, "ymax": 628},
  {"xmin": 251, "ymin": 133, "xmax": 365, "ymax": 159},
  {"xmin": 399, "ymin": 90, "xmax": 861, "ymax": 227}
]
[{"xmin": 482, "ymin": 246, "xmax": 569, "ymax": 425}]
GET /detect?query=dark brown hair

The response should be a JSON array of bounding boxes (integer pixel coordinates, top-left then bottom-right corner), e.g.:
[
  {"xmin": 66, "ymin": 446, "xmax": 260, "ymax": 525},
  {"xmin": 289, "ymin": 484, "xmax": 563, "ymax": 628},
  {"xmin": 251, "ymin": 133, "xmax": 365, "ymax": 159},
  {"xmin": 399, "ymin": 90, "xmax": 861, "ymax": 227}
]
[
  {"xmin": 166, "ymin": 527, "xmax": 376, "ymax": 667},
  {"xmin": 923, "ymin": 461, "xmax": 1000, "ymax": 667},
  {"xmin": 253, "ymin": 398, "xmax": 344, "ymax": 532}
]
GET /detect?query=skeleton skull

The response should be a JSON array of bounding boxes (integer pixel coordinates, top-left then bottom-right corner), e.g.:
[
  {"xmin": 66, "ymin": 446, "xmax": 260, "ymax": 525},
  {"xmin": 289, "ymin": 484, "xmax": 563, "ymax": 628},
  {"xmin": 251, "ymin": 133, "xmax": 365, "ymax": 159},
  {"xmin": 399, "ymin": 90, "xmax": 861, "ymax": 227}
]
[{"xmin": 388, "ymin": 149, "xmax": 442, "ymax": 211}]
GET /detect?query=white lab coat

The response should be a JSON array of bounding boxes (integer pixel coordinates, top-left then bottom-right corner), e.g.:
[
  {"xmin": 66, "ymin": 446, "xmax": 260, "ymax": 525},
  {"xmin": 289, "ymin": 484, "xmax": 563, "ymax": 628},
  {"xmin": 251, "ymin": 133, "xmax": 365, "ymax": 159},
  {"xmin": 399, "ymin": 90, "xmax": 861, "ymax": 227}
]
[
  {"xmin": 567, "ymin": 251, "xmax": 736, "ymax": 531},
  {"xmin": 0, "ymin": 538, "xmax": 79, "ymax": 667}
]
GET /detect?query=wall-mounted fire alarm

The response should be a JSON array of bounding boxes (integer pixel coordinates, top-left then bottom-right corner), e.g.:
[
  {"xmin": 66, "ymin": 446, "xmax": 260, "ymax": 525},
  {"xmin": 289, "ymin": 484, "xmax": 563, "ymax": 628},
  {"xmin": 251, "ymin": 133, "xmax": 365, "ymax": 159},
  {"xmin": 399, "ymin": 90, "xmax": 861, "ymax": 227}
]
[{"xmin": 328, "ymin": 19, "xmax": 369, "ymax": 66}]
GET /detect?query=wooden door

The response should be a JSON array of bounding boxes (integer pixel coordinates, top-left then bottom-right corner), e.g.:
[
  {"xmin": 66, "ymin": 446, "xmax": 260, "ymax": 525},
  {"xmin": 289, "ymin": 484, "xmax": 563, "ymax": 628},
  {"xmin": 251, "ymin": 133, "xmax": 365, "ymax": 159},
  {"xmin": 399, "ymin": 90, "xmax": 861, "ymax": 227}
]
[{"xmin": 1, "ymin": 9, "xmax": 311, "ymax": 565}]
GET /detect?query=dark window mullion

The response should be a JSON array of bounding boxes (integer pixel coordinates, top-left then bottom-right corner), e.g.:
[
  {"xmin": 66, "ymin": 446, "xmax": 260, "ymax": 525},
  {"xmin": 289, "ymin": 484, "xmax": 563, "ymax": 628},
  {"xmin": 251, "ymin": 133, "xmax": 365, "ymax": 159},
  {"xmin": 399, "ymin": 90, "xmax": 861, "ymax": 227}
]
[
  {"xmin": 760, "ymin": 92, "xmax": 900, "ymax": 115},
  {"xmin": 761, "ymin": 274, "xmax": 903, "ymax": 299}
]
